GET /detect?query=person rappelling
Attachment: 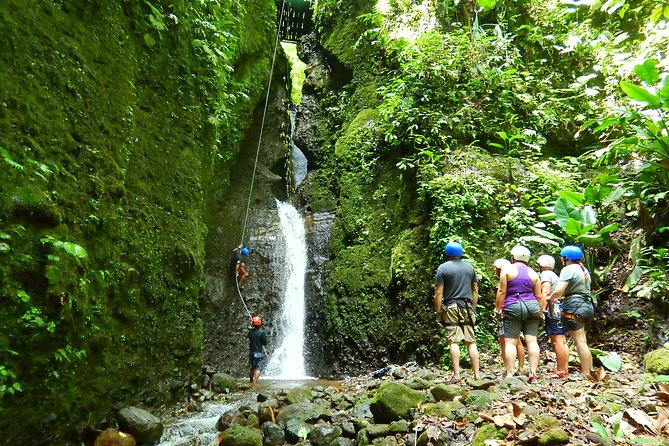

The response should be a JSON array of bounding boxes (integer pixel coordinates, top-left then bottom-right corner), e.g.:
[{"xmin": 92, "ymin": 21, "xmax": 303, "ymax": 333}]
[{"xmin": 231, "ymin": 245, "xmax": 250, "ymax": 290}]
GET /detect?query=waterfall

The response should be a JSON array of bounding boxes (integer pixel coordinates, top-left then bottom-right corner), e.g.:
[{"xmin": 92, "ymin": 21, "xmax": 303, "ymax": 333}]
[{"xmin": 265, "ymin": 200, "xmax": 311, "ymax": 379}]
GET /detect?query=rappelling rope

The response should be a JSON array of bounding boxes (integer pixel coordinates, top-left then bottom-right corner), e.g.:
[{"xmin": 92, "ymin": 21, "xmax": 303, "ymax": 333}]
[
  {"xmin": 236, "ymin": 0, "xmax": 287, "ymax": 317},
  {"xmin": 240, "ymin": 0, "xmax": 287, "ymax": 246}
]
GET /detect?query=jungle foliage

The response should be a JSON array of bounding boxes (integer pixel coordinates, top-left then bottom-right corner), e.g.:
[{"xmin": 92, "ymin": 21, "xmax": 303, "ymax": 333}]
[{"xmin": 312, "ymin": 0, "xmax": 669, "ymax": 368}]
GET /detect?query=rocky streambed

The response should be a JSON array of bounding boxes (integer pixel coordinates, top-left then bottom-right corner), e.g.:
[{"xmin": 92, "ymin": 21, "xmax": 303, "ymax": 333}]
[{"xmin": 93, "ymin": 349, "xmax": 669, "ymax": 446}]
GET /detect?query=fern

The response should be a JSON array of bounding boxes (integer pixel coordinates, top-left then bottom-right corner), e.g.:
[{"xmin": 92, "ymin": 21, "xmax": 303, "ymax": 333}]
[{"xmin": 0, "ymin": 147, "xmax": 24, "ymax": 171}]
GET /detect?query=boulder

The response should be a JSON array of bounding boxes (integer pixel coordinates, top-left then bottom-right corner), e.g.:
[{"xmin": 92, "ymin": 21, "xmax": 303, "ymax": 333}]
[
  {"xmin": 278, "ymin": 402, "xmax": 332, "ymax": 425},
  {"xmin": 389, "ymin": 420, "xmax": 409, "ymax": 434},
  {"xmin": 212, "ymin": 373, "xmax": 238, "ymax": 393},
  {"xmin": 366, "ymin": 424, "xmax": 390, "ymax": 438},
  {"xmin": 372, "ymin": 436, "xmax": 398, "ymax": 446},
  {"xmin": 430, "ymin": 384, "xmax": 465, "ymax": 402},
  {"xmin": 422, "ymin": 401, "xmax": 464, "ymax": 419},
  {"xmin": 285, "ymin": 387, "xmax": 313, "ymax": 405},
  {"xmin": 262, "ymin": 422, "xmax": 285, "ymax": 446},
  {"xmin": 308, "ymin": 424, "xmax": 343, "ymax": 446},
  {"xmin": 370, "ymin": 382, "xmax": 424, "ymax": 423},
  {"xmin": 340, "ymin": 420, "xmax": 356, "ymax": 437},
  {"xmin": 356, "ymin": 429, "xmax": 370, "ymax": 446},
  {"xmin": 644, "ymin": 349, "xmax": 669, "ymax": 374},
  {"xmin": 402, "ymin": 377, "xmax": 431, "ymax": 390},
  {"xmin": 116, "ymin": 407, "xmax": 163, "ymax": 445},
  {"xmin": 352, "ymin": 399, "xmax": 374, "ymax": 419},
  {"xmin": 94, "ymin": 428, "xmax": 136, "ymax": 446},
  {"xmin": 471, "ymin": 424, "xmax": 499, "ymax": 446},
  {"xmin": 537, "ymin": 428, "xmax": 569, "ymax": 446},
  {"xmin": 217, "ymin": 410, "xmax": 242, "ymax": 431},
  {"xmin": 285, "ymin": 418, "xmax": 313, "ymax": 444},
  {"xmin": 222, "ymin": 425, "xmax": 263, "ymax": 446},
  {"xmin": 330, "ymin": 437, "xmax": 354, "ymax": 446}
]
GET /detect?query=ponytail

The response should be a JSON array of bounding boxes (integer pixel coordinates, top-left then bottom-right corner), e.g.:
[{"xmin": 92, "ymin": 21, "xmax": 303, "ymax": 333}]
[{"xmin": 577, "ymin": 261, "xmax": 591, "ymax": 284}]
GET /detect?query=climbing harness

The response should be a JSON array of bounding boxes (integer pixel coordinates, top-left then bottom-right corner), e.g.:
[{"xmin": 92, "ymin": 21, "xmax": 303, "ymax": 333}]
[{"xmin": 235, "ymin": 0, "xmax": 288, "ymax": 317}]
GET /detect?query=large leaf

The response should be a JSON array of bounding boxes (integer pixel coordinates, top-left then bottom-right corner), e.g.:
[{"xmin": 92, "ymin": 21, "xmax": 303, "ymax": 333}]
[
  {"xmin": 598, "ymin": 223, "xmax": 618, "ymax": 235},
  {"xmin": 554, "ymin": 198, "xmax": 581, "ymax": 229},
  {"xmin": 530, "ymin": 226, "xmax": 564, "ymax": 243},
  {"xmin": 521, "ymin": 235, "xmax": 560, "ymax": 246},
  {"xmin": 582, "ymin": 205, "xmax": 597, "ymax": 226},
  {"xmin": 602, "ymin": 187, "xmax": 626, "ymax": 206},
  {"xmin": 591, "ymin": 348, "xmax": 623, "ymax": 372},
  {"xmin": 577, "ymin": 233, "xmax": 603, "ymax": 247},
  {"xmin": 620, "ymin": 81, "xmax": 660, "ymax": 108},
  {"xmin": 634, "ymin": 60, "xmax": 659, "ymax": 85},
  {"xmin": 559, "ymin": 190, "xmax": 584, "ymax": 205},
  {"xmin": 476, "ymin": 0, "xmax": 497, "ymax": 10},
  {"xmin": 622, "ymin": 264, "xmax": 643, "ymax": 292},
  {"xmin": 565, "ymin": 218, "xmax": 592, "ymax": 237}
]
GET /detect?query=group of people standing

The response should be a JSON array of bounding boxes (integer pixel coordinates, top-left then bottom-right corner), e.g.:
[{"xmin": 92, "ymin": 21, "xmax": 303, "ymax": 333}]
[{"xmin": 434, "ymin": 241, "xmax": 595, "ymax": 382}]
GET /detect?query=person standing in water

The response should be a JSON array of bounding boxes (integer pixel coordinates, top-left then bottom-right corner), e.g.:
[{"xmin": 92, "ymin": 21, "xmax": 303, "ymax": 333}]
[{"xmin": 248, "ymin": 314, "xmax": 268, "ymax": 384}]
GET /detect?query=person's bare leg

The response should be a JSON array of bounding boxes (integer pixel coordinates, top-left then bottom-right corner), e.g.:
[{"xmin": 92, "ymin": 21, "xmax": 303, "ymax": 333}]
[
  {"xmin": 516, "ymin": 338, "xmax": 525, "ymax": 374},
  {"xmin": 450, "ymin": 342, "xmax": 461, "ymax": 380},
  {"xmin": 249, "ymin": 369, "xmax": 254, "ymax": 383},
  {"xmin": 252, "ymin": 369, "xmax": 261, "ymax": 384},
  {"xmin": 525, "ymin": 334, "xmax": 540, "ymax": 377},
  {"xmin": 503, "ymin": 337, "xmax": 518, "ymax": 377},
  {"xmin": 466, "ymin": 341, "xmax": 481, "ymax": 380},
  {"xmin": 551, "ymin": 334, "xmax": 569, "ymax": 374},
  {"xmin": 570, "ymin": 328, "xmax": 592, "ymax": 375}
]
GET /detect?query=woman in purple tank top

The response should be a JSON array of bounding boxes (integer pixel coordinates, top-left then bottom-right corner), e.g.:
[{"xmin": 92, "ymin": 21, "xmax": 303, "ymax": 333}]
[{"xmin": 496, "ymin": 246, "xmax": 544, "ymax": 382}]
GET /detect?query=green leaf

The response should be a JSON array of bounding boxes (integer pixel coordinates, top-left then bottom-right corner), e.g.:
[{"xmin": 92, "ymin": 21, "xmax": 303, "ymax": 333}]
[
  {"xmin": 530, "ymin": 226, "xmax": 564, "ymax": 242},
  {"xmin": 598, "ymin": 223, "xmax": 618, "ymax": 235},
  {"xmin": 553, "ymin": 198, "xmax": 581, "ymax": 229},
  {"xmin": 597, "ymin": 351, "xmax": 622, "ymax": 372},
  {"xmin": 577, "ymin": 233, "xmax": 603, "ymax": 247},
  {"xmin": 660, "ymin": 77, "xmax": 669, "ymax": 102},
  {"xmin": 590, "ymin": 422, "xmax": 610, "ymax": 442},
  {"xmin": 558, "ymin": 190, "xmax": 584, "ymax": 205},
  {"xmin": 620, "ymin": 81, "xmax": 660, "ymax": 108},
  {"xmin": 520, "ymin": 235, "xmax": 560, "ymax": 247},
  {"xmin": 602, "ymin": 187, "xmax": 626, "ymax": 206},
  {"xmin": 622, "ymin": 264, "xmax": 643, "ymax": 292},
  {"xmin": 582, "ymin": 206, "xmax": 597, "ymax": 226},
  {"xmin": 476, "ymin": 0, "xmax": 497, "ymax": 11},
  {"xmin": 565, "ymin": 218, "xmax": 586, "ymax": 237},
  {"xmin": 634, "ymin": 60, "xmax": 659, "ymax": 85}
]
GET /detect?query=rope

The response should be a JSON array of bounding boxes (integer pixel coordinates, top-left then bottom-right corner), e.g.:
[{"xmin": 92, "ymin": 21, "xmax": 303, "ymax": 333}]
[
  {"xmin": 240, "ymin": 0, "xmax": 287, "ymax": 246},
  {"xmin": 235, "ymin": 0, "xmax": 287, "ymax": 319}
]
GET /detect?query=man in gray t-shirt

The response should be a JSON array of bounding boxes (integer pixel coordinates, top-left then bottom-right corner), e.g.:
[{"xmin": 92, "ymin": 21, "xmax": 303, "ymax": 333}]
[{"xmin": 433, "ymin": 241, "xmax": 480, "ymax": 381}]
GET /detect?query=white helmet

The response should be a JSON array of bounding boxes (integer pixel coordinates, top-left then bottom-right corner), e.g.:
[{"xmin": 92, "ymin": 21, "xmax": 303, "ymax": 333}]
[
  {"xmin": 537, "ymin": 254, "xmax": 555, "ymax": 268},
  {"xmin": 494, "ymin": 258, "xmax": 510, "ymax": 269},
  {"xmin": 510, "ymin": 245, "xmax": 531, "ymax": 263}
]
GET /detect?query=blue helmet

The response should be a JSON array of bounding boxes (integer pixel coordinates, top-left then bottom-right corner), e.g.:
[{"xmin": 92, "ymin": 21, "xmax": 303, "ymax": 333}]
[
  {"xmin": 240, "ymin": 247, "xmax": 250, "ymax": 256},
  {"xmin": 560, "ymin": 245, "xmax": 583, "ymax": 261},
  {"xmin": 444, "ymin": 241, "xmax": 463, "ymax": 257}
]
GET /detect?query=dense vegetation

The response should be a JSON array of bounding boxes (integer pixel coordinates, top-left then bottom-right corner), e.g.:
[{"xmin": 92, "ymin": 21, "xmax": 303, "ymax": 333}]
[
  {"xmin": 308, "ymin": 0, "xmax": 669, "ymax": 372},
  {"xmin": 0, "ymin": 0, "xmax": 275, "ymax": 442}
]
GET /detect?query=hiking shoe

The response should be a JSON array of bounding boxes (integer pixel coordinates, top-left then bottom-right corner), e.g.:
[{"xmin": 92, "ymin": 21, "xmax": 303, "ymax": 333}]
[
  {"xmin": 528, "ymin": 375, "xmax": 538, "ymax": 384},
  {"xmin": 548, "ymin": 371, "xmax": 569, "ymax": 379}
]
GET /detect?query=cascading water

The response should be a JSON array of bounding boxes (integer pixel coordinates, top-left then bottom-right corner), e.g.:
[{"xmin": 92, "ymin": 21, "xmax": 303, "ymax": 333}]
[
  {"xmin": 157, "ymin": 402, "xmax": 239, "ymax": 446},
  {"xmin": 264, "ymin": 199, "xmax": 310, "ymax": 379}
]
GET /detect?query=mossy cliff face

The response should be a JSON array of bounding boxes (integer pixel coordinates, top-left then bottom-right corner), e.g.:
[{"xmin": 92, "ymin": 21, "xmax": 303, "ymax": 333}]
[
  {"xmin": 305, "ymin": 0, "xmax": 589, "ymax": 375},
  {"xmin": 0, "ymin": 0, "xmax": 275, "ymax": 443}
]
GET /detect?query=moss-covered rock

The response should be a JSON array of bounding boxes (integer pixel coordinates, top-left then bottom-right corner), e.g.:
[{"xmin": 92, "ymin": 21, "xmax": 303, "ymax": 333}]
[
  {"xmin": 645, "ymin": 349, "xmax": 669, "ymax": 374},
  {"xmin": 370, "ymin": 382, "xmax": 424, "ymax": 423},
  {"xmin": 533, "ymin": 414, "xmax": 559, "ymax": 430},
  {"xmin": 422, "ymin": 401, "xmax": 464, "ymax": 419},
  {"xmin": 471, "ymin": 424, "xmax": 500, "ymax": 446},
  {"xmin": 285, "ymin": 387, "xmax": 314, "ymax": 405},
  {"xmin": 430, "ymin": 384, "xmax": 466, "ymax": 402},
  {"xmin": 277, "ymin": 402, "xmax": 332, "ymax": 425},
  {"xmin": 222, "ymin": 425, "xmax": 263, "ymax": 446},
  {"xmin": 537, "ymin": 428, "xmax": 569, "ymax": 446},
  {"xmin": 212, "ymin": 373, "xmax": 238, "ymax": 393}
]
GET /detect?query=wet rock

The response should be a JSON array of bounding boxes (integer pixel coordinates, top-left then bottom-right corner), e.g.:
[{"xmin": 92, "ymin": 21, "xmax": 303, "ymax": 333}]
[
  {"xmin": 246, "ymin": 413, "xmax": 260, "ymax": 429},
  {"xmin": 352, "ymin": 399, "xmax": 373, "ymax": 419},
  {"xmin": 116, "ymin": 407, "xmax": 163, "ymax": 445},
  {"xmin": 330, "ymin": 437, "xmax": 354, "ymax": 446},
  {"xmin": 391, "ymin": 367, "xmax": 407, "ymax": 379},
  {"xmin": 429, "ymin": 384, "xmax": 465, "ymax": 402},
  {"xmin": 532, "ymin": 414, "xmax": 559, "ymax": 430},
  {"xmin": 584, "ymin": 431, "xmax": 611, "ymax": 446},
  {"xmin": 259, "ymin": 400, "xmax": 279, "ymax": 424},
  {"xmin": 340, "ymin": 420, "xmax": 356, "ymax": 437},
  {"xmin": 353, "ymin": 418, "xmax": 371, "ymax": 432},
  {"xmin": 211, "ymin": 373, "xmax": 238, "ymax": 393},
  {"xmin": 356, "ymin": 428, "xmax": 370, "ymax": 446},
  {"xmin": 472, "ymin": 424, "xmax": 499, "ymax": 446},
  {"xmin": 222, "ymin": 425, "xmax": 263, "ymax": 446},
  {"xmin": 285, "ymin": 418, "xmax": 313, "ymax": 444},
  {"xmin": 498, "ymin": 377, "xmax": 525, "ymax": 393},
  {"xmin": 286, "ymin": 387, "xmax": 314, "ymax": 405},
  {"xmin": 277, "ymin": 402, "xmax": 332, "ymax": 424},
  {"xmin": 537, "ymin": 428, "xmax": 569, "ymax": 445},
  {"xmin": 94, "ymin": 428, "xmax": 136, "ymax": 446},
  {"xmin": 469, "ymin": 379, "xmax": 497, "ymax": 390},
  {"xmin": 371, "ymin": 436, "xmax": 398, "ymax": 446},
  {"xmin": 370, "ymin": 382, "xmax": 424, "ymax": 423},
  {"xmin": 262, "ymin": 422, "xmax": 286, "ymax": 446},
  {"xmin": 644, "ymin": 349, "xmax": 669, "ymax": 374},
  {"xmin": 217, "ymin": 410, "xmax": 241, "ymax": 431},
  {"xmin": 308, "ymin": 424, "xmax": 343, "ymax": 446}
]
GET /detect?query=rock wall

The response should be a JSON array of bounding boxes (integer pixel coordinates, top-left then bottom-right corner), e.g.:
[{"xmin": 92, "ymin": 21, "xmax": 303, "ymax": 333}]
[{"xmin": 0, "ymin": 0, "xmax": 276, "ymax": 443}]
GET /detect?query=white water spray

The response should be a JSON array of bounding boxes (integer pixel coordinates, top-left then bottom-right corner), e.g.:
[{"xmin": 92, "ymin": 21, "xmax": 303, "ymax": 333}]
[{"xmin": 265, "ymin": 200, "xmax": 310, "ymax": 379}]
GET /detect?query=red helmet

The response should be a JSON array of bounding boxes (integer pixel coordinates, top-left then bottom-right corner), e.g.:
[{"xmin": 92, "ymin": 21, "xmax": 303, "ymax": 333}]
[{"xmin": 251, "ymin": 316, "xmax": 262, "ymax": 327}]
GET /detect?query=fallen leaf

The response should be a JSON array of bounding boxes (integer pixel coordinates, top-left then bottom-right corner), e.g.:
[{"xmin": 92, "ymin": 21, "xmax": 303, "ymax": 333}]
[{"xmin": 625, "ymin": 408, "xmax": 656, "ymax": 435}]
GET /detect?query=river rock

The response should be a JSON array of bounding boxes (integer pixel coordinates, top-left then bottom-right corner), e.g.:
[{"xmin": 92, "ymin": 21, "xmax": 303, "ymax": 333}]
[
  {"xmin": 278, "ymin": 402, "xmax": 332, "ymax": 424},
  {"xmin": 340, "ymin": 420, "xmax": 356, "ymax": 437},
  {"xmin": 308, "ymin": 424, "xmax": 343, "ymax": 446},
  {"xmin": 366, "ymin": 424, "xmax": 390, "ymax": 438},
  {"xmin": 372, "ymin": 436, "xmax": 398, "ymax": 446},
  {"xmin": 537, "ymin": 428, "xmax": 569, "ymax": 445},
  {"xmin": 402, "ymin": 377, "xmax": 431, "ymax": 390},
  {"xmin": 471, "ymin": 424, "xmax": 499, "ymax": 446},
  {"xmin": 498, "ymin": 377, "xmax": 525, "ymax": 393},
  {"xmin": 286, "ymin": 387, "xmax": 314, "ymax": 405},
  {"xmin": 222, "ymin": 425, "xmax": 263, "ymax": 446},
  {"xmin": 370, "ymin": 382, "xmax": 424, "ymax": 423},
  {"xmin": 356, "ymin": 429, "xmax": 370, "ymax": 446},
  {"xmin": 464, "ymin": 390, "xmax": 501, "ymax": 410},
  {"xmin": 422, "ymin": 401, "xmax": 464, "ymax": 419},
  {"xmin": 217, "ymin": 409, "xmax": 241, "ymax": 431},
  {"xmin": 246, "ymin": 413, "xmax": 260, "ymax": 429},
  {"xmin": 262, "ymin": 422, "xmax": 286, "ymax": 446},
  {"xmin": 389, "ymin": 420, "xmax": 409, "ymax": 434},
  {"xmin": 285, "ymin": 418, "xmax": 313, "ymax": 444},
  {"xmin": 116, "ymin": 407, "xmax": 163, "ymax": 445},
  {"xmin": 212, "ymin": 373, "xmax": 238, "ymax": 393},
  {"xmin": 430, "ymin": 384, "xmax": 465, "ymax": 402},
  {"xmin": 352, "ymin": 399, "xmax": 373, "ymax": 419},
  {"xmin": 330, "ymin": 437, "xmax": 354, "ymax": 446},
  {"xmin": 94, "ymin": 428, "xmax": 136, "ymax": 446},
  {"xmin": 644, "ymin": 349, "xmax": 669, "ymax": 374}
]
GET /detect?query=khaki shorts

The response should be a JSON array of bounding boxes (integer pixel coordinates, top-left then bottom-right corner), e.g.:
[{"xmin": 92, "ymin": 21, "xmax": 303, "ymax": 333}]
[{"xmin": 440, "ymin": 305, "xmax": 476, "ymax": 343}]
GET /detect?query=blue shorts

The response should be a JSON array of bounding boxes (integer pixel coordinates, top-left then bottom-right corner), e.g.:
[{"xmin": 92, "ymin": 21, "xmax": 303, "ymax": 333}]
[
  {"xmin": 249, "ymin": 352, "xmax": 265, "ymax": 371},
  {"xmin": 544, "ymin": 314, "xmax": 567, "ymax": 336}
]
